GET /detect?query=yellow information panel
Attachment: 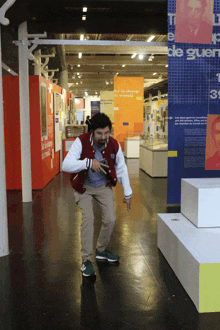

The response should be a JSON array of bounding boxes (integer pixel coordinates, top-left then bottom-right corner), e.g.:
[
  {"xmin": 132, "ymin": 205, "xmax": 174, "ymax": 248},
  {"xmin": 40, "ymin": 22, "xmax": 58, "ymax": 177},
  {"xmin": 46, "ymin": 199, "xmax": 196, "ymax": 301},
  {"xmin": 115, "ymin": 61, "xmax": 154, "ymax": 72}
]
[
  {"xmin": 100, "ymin": 91, "xmax": 114, "ymax": 123},
  {"xmin": 114, "ymin": 77, "xmax": 144, "ymax": 150},
  {"xmin": 199, "ymin": 263, "xmax": 220, "ymax": 313}
]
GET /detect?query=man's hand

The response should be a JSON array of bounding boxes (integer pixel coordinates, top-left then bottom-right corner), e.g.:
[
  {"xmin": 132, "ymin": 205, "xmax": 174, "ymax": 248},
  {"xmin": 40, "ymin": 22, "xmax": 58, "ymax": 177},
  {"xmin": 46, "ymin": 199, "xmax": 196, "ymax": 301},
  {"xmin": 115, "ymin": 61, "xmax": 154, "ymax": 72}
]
[
  {"xmin": 92, "ymin": 159, "xmax": 109, "ymax": 174},
  {"xmin": 123, "ymin": 197, "xmax": 132, "ymax": 212}
]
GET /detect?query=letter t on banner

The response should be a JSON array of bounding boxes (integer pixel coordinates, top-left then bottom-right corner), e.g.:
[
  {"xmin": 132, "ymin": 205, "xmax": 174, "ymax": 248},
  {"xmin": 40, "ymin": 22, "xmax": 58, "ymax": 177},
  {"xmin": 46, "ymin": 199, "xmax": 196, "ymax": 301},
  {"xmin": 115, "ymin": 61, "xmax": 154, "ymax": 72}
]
[{"xmin": 175, "ymin": 0, "xmax": 214, "ymax": 44}]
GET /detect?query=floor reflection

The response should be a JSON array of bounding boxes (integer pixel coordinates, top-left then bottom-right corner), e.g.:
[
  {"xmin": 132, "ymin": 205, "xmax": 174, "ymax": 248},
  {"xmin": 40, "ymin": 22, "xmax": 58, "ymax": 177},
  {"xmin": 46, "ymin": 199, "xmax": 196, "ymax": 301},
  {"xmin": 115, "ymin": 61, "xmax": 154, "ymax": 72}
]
[{"xmin": 3, "ymin": 160, "xmax": 220, "ymax": 329}]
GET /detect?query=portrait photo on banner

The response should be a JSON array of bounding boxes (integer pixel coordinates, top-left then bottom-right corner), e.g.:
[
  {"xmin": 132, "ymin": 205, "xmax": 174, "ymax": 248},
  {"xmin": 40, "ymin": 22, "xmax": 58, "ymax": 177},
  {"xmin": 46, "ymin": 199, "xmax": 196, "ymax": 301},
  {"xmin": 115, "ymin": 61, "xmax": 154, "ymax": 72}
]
[
  {"xmin": 175, "ymin": 0, "xmax": 214, "ymax": 44},
  {"xmin": 205, "ymin": 114, "xmax": 220, "ymax": 170}
]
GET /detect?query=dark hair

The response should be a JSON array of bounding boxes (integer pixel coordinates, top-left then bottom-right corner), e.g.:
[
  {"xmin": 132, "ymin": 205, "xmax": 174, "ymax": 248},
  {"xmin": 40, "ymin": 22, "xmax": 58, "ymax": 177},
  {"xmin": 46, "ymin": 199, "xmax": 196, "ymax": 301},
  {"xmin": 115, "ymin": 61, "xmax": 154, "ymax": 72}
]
[{"xmin": 90, "ymin": 113, "xmax": 112, "ymax": 131}]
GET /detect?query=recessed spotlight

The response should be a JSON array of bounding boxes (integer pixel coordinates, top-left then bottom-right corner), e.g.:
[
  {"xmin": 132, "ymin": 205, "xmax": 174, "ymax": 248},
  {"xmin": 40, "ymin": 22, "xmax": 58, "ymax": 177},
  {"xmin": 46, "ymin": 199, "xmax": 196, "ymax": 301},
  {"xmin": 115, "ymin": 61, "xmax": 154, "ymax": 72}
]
[
  {"xmin": 78, "ymin": 53, "xmax": 82, "ymax": 58},
  {"xmin": 138, "ymin": 54, "xmax": 144, "ymax": 60},
  {"xmin": 80, "ymin": 35, "xmax": 84, "ymax": 40},
  {"xmin": 82, "ymin": 15, "xmax": 86, "ymax": 21},
  {"xmin": 147, "ymin": 35, "xmax": 155, "ymax": 42},
  {"xmin": 153, "ymin": 73, "xmax": 157, "ymax": 75},
  {"xmin": 106, "ymin": 81, "xmax": 109, "ymax": 85},
  {"xmin": 148, "ymin": 58, "xmax": 153, "ymax": 61},
  {"xmin": 77, "ymin": 73, "xmax": 79, "ymax": 75},
  {"xmin": 165, "ymin": 65, "xmax": 168, "ymax": 67},
  {"xmin": 131, "ymin": 53, "xmax": 137, "ymax": 59},
  {"xmin": 83, "ymin": 7, "xmax": 87, "ymax": 12},
  {"xmin": 76, "ymin": 82, "xmax": 78, "ymax": 85},
  {"xmin": 122, "ymin": 64, "xmax": 125, "ymax": 67},
  {"xmin": 78, "ymin": 64, "xmax": 80, "ymax": 67}
]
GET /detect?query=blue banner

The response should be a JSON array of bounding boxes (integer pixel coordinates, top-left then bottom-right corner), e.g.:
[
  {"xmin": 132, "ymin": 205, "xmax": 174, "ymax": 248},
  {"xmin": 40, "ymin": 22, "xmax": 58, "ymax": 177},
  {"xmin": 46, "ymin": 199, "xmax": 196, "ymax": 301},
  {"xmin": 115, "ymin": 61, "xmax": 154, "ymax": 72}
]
[
  {"xmin": 91, "ymin": 101, "xmax": 100, "ymax": 116},
  {"xmin": 168, "ymin": 0, "xmax": 220, "ymax": 204}
]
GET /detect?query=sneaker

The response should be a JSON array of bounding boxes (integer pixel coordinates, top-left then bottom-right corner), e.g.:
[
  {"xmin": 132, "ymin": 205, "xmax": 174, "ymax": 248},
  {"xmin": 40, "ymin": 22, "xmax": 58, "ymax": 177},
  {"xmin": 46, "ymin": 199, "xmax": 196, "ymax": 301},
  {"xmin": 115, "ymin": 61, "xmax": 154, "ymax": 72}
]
[
  {"xmin": 96, "ymin": 249, "xmax": 120, "ymax": 262},
  {"xmin": 81, "ymin": 260, "xmax": 96, "ymax": 277}
]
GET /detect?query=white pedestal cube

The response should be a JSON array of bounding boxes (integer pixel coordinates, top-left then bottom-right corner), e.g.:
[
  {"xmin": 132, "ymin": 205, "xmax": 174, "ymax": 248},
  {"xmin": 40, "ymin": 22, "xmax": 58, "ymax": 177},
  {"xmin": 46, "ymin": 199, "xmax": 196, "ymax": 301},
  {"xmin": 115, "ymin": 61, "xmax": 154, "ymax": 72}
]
[
  {"xmin": 139, "ymin": 146, "xmax": 167, "ymax": 177},
  {"xmin": 181, "ymin": 178, "xmax": 220, "ymax": 228},
  {"xmin": 157, "ymin": 213, "xmax": 220, "ymax": 313},
  {"xmin": 124, "ymin": 138, "xmax": 140, "ymax": 158}
]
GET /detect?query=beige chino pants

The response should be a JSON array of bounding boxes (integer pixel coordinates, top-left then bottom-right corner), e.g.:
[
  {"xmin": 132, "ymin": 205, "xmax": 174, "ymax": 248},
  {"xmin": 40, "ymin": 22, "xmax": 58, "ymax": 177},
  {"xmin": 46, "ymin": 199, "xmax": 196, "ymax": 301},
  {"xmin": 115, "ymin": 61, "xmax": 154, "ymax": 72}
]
[{"xmin": 75, "ymin": 184, "xmax": 116, "ymax": 261}]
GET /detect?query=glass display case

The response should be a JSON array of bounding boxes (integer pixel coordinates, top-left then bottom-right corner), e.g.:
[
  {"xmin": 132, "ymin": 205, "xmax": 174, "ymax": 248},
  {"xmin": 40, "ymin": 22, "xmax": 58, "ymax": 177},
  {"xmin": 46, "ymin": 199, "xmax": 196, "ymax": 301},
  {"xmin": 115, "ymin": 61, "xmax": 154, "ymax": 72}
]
[
  {"xmin": 65, "ymin": 125, "xmax": 87, "ymax": 138},
  {"xmin": 124, "ymin": 132, "xmax": 142, "ymax": 158},
  {"xmin": 140, "ymin": 135, "xmax": 168, "ymax": 151},
  {"xmin": 139, "ymin": 135, "xmax": 168, "ymax": 177}
]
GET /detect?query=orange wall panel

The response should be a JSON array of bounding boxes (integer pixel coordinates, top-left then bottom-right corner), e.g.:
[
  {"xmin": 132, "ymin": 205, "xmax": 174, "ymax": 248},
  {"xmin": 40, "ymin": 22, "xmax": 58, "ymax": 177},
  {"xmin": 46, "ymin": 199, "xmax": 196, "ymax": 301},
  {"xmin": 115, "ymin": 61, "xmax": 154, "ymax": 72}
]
[{"xmin": 114, "ymin": 77, "xmax": 144, "ymax": 150}]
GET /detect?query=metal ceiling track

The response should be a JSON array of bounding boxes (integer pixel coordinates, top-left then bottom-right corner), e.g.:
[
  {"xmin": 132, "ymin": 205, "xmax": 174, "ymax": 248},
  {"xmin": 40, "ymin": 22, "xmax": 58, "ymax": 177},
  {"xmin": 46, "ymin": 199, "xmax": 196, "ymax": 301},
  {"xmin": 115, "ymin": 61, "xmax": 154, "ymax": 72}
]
[{"xmin": 31, "ymin": 39, "xmax": 168, "ymax": 55}]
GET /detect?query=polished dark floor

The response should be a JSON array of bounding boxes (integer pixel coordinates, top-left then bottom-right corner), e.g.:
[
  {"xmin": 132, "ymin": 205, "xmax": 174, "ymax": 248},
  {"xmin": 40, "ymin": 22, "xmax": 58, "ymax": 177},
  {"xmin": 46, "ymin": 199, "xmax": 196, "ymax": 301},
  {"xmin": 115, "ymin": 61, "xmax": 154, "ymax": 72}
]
[{"xmin": 2, "ymin": 159, "xmax": 220, "ymax": 330}]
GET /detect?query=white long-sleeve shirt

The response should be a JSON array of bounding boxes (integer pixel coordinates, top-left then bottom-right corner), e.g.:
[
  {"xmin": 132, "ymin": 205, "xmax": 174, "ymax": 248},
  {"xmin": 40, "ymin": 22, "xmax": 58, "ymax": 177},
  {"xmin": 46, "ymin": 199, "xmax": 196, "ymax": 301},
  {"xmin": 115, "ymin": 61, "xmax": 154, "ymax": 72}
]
[{"xmin": 62, "ymin": 137, "xmax": 132, "ymax": 198}]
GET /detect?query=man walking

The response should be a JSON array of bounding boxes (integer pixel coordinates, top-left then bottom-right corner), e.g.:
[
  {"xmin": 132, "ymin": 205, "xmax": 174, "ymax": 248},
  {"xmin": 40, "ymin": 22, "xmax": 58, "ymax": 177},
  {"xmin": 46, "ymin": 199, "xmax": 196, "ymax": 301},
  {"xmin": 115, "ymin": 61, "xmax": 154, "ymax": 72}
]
[{"xmin": 62, "ymin": 113, "xmax": 132, "ymax": 276}]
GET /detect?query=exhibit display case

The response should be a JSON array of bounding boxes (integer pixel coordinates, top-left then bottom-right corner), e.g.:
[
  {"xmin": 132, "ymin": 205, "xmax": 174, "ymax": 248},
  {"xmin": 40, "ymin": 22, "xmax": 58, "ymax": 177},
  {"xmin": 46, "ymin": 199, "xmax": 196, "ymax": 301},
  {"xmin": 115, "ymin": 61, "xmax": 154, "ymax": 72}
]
[
  {"xmin": 140, "ymin": 135, "xmax": 168, "ymax": 151},
  {"xmin": 65, "ymin": 125, "xmax": 87, "ymax": 138},
  {"xmin": 139, "ymin": 136, "xmax": 168, "ymax": 177},
  {"xmin": 124, "ymin": 132, "xmax": 141, "ymax": 158}
]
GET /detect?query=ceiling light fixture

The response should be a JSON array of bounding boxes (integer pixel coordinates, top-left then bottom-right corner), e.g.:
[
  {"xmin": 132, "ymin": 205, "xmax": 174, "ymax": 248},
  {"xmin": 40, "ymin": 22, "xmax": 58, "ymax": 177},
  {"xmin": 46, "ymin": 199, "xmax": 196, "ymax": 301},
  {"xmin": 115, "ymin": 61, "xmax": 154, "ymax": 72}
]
[
  {"xmin": 165, "ymin": 65, "xmax": 168, "ymax": 67},
  {"xmin": 122, "ymin": 64, "xmax": 126, "ymax": 67},
  {"xmin": 138, "ymin": 54, "xmax": 144, "ymax": 60},
  {"xmin": 131, "ymin": 53, "xmax": 137, "ymax": 59},
  {"xmin": 78, "ymin": 64, "xmax": 80, "ymax": 67},
  {"xmin": 77, "ymin": 72, "xmax": 79, "ymax": 75},
  {"xmin": 82, "ymin": 15, "xmax": 86, "ymax": 20},
  {"xmin": 106, "ymin": 81, "xmax": 109, "ymax": 85},
  {"xmin": 147, "ymin": 35, "xmax": 155, "ymax": 42},
  {"xmin": 148, "ymin": 58, "xmax": 153, "ymax": 61},
  {"xmin": 78, "ymin": 53, "xmax": 82, "ymax": 58},
  {"xmin": 83, "ymin": 7, "xmax": 87, "ymax": 12},
  {"xmin": 80, "ymin": 35, "xmax": 84, "ymax": 40},
  {"xmin": 76, "ymin": 82, "xmax": 78, "ymax": 85},
  {"xmin": 153, "ymin": 72, "xmax": 157, "ymax": 75}
]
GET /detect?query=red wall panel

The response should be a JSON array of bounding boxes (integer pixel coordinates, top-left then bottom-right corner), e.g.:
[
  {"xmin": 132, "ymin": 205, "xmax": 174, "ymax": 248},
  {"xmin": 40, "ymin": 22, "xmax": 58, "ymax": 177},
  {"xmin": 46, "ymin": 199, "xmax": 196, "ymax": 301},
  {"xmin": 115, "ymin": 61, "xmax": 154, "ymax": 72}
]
[
  {"xmin": 3, "ymin": 75, "xmax": 71, "ymax": 190},
  {"xmin": 3, "ymin": 76, "xmax": 22, "ymax": 189}
]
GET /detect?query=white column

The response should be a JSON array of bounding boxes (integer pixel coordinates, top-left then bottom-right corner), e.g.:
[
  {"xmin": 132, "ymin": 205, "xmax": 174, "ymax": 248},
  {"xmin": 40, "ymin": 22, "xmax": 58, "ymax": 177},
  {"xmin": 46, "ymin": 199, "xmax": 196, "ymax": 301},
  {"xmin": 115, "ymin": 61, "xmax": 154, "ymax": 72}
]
[
  {"xmin": 0, "ymin": 25, "xmax": 9, "ymax": 257},
  {"xmin": 18, "ymin": 21, "xmax": 32, "ymax": 202},
  {"xmin": 34, "ymin": 49, "xmax": 41, "ymax": 75},
  {"xmin": 59, "ymin": 69, "xmax": 69, "ymax": 91}
]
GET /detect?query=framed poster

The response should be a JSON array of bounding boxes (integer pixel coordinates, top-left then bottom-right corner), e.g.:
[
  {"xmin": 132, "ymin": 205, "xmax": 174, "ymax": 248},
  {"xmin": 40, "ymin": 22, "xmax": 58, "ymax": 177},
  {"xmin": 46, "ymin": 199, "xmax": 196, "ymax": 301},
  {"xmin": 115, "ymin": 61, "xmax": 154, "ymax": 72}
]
[
  {"xmin": 40, "ymin": 82, "xmax": 47, "ymax": 138},
  {"xmin": 54, "ymin": 92, "xmax": 62, "ymax": 152}
]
